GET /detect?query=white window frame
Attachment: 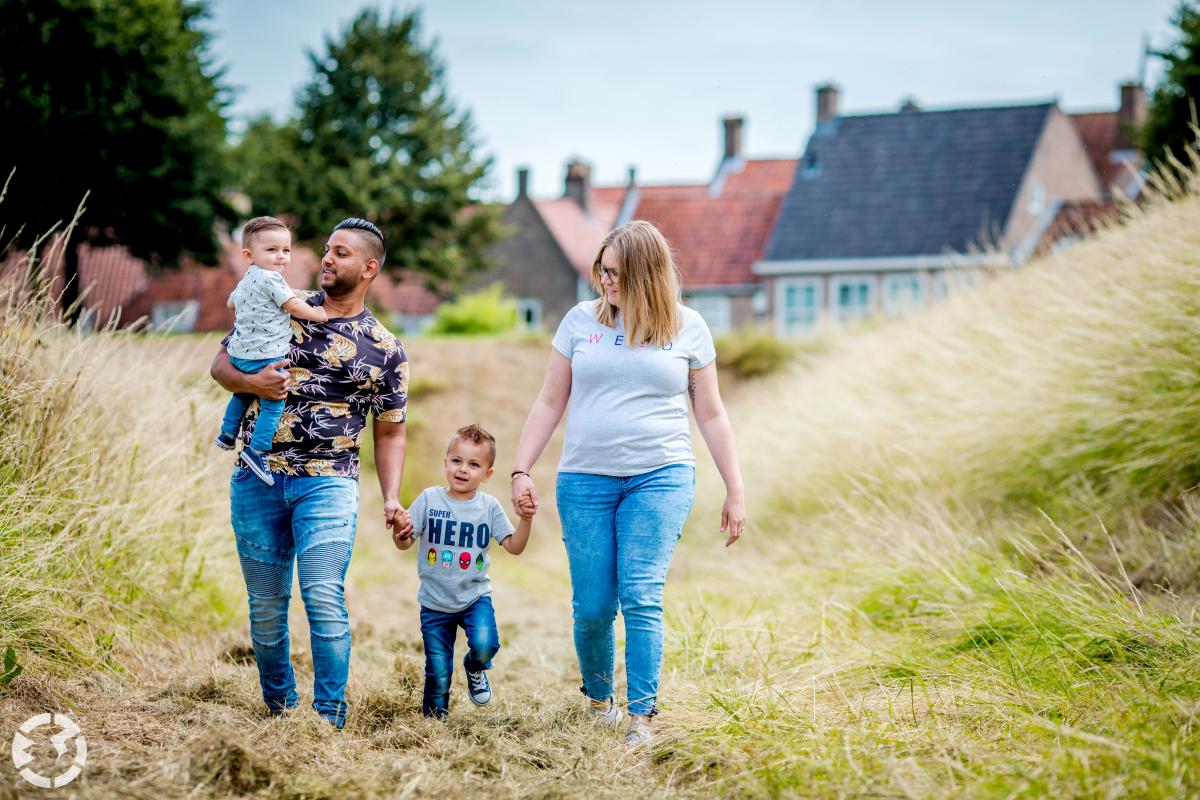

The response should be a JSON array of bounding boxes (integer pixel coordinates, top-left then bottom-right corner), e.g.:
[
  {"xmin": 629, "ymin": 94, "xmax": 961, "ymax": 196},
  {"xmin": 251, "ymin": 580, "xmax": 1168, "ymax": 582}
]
[
  {"xmin": 687, "ymin": 294, "xmax": 732, "ymax": 335},
  {"xmin": 831, "ymin": 274, "xmax": 876, "ymax": 323},
  {"xmin": 150, "ymin": 300, "xmax": 200, "ymax": 333},
  {"xmin": 882, "ymin": 272, "xmax": 925, "ymax": 316},
  {"xmin": 515, "ymin": 297, "xmax": 543, "ymax": 331},
  {"xmin": 774, "ymin": 277, "xmax": 822, "ymax": 337}
]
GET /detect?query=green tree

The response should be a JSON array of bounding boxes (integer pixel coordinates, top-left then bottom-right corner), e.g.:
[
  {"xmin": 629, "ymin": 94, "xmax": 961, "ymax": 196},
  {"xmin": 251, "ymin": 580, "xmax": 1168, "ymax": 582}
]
[
  {"xmin": 0, "ymin": 0, "xmax": 231, "ymax": 315},
  {"xmin": 1143, "ymin": 2, "xmax": 1200, "ymax": 167},
  {"xmin": 235, "ymin": 8, "xmax": 500, "ymax": 289}
]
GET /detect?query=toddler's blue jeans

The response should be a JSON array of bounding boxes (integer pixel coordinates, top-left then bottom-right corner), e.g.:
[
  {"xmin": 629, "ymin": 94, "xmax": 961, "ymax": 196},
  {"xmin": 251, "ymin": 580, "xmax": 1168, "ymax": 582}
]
[
  {"xmin": 419, "ymin": 595, "xmax": 499, "ymax": 717},
  {"xmin": 556, "ymin": 464, "xmax": 695, "ymax": 717},
  {"xmin": 230, "ymin": 465, "xmax": 358, "ymax": 727},
  {"xmin": 220, "ymin": 355, "xmax": 286, "ymax": 452}
]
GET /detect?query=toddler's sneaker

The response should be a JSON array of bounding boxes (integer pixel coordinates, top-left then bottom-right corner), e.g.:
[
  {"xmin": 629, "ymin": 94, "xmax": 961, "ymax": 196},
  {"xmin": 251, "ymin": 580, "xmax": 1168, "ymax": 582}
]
[
  {"xmin": 624, "ymin": 715, "xmax": 653, "ymax": 748},
  {"xmin": 213, "ymin": 432, "xmax": 237, "ymax": 451},
  {"xmin": 466, "ymin": 670, "xmax": 491, "ymax": 706},
  {"xmin": 586, "ymin": 697, "xmax": 622, "ymax": 727},
  {"xmin": 239, "ymin": 446, "xmax": 275, "ymax": 486}
]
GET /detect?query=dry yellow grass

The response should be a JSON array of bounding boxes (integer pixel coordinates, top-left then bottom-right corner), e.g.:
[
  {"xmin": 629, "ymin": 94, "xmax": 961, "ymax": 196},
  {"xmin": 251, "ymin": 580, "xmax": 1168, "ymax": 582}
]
[{"xmin": 5, "ymin": 165, "xmax": 1200, "ymax": 796}]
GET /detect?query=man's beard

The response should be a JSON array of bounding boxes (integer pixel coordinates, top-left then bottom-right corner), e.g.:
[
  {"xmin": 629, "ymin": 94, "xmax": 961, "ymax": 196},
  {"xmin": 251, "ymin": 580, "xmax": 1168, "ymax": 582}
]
[{"xmin": 322, "ymin": 270, "xmax": 359, "ymax": 298}]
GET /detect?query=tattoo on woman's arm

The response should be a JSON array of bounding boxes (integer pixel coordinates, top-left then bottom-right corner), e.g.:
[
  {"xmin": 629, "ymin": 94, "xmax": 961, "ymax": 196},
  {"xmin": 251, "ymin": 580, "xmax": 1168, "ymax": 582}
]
[{"xmin": 688, "ymin": 374, "xmax": 697, "ymax": 406}]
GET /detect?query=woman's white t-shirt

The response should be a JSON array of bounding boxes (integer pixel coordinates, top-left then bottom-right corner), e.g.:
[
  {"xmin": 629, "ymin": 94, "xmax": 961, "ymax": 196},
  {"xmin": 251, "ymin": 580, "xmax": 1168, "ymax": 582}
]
[{"xmin": 551, "ymin": 300, "xmax": 715, "ymax": 476}]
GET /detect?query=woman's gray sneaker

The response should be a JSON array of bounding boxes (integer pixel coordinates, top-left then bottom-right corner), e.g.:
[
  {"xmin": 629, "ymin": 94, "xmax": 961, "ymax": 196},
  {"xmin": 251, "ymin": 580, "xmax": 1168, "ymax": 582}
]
[
  {"xmin": 586, "ymin": 697, "xmax": 622, "ymax": 726},
  {"xmin": 624, "ymin": 715, "xmax": 653, "ymax": 748}
]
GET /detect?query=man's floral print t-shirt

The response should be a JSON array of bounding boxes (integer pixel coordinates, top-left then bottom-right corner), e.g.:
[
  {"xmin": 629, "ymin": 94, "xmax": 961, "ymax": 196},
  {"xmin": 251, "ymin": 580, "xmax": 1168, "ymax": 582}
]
[{"xmin": 223, "ymin": 292, "xmax": 408, "ymax": 479}]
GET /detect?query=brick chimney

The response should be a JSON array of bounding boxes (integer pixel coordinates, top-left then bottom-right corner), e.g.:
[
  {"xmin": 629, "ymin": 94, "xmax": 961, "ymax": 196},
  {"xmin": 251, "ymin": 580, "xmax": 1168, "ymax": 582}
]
[
  {"xmin": 722, "ymin": 115, "xmax": 744, "ymax": 161},
  {"xmin": 564, "ymin": 158, "xmax": 591, "ymax": 213},
  {"xmin": 816, "ymin": 83, "xmax": 840, "ymax": 125},
  {"xmin": 516, "ymin": 166, "xmax": 529, "ymax": 199},
  {"xmin": 1118, "ymin": 81, "xmax": 1146, "ymax": 148}
]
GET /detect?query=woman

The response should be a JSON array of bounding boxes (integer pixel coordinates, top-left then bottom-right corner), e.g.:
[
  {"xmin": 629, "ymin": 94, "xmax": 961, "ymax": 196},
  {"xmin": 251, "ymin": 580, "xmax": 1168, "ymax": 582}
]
[{"xmin": 510, "ymin": 220, "xmax": 746, "ymax": 747}]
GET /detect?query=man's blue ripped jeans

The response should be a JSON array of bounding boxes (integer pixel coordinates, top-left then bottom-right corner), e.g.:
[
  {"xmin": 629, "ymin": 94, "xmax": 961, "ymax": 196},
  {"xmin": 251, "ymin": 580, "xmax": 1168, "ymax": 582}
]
[{"xmin": 230, "ymin": 465, "xmax": 359, "ymax": 727}]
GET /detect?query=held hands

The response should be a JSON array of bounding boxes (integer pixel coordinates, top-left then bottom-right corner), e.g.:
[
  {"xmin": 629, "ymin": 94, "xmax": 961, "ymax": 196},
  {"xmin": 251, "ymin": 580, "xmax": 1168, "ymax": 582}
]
[
  {"xmin": 386, "ymin": 500, "xmax": 413, "ymax": 549},
  {"xmin": 510, "ymin": 473, "xmax": 539, "ymax": 521},
  {"xmin": 721, "ymin": 492, "xmax": 746, "ymax": 548}
]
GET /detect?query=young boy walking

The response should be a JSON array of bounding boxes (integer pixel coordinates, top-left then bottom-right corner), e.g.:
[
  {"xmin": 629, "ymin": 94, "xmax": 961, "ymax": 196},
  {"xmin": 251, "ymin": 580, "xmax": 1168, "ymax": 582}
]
[
  {"xmin": 213, "ymin": 215, "xmax": 328, "ymax": 484},
  {"xmin": 393, "ymin": 424, "xmax": 533, "ymax": 717}
]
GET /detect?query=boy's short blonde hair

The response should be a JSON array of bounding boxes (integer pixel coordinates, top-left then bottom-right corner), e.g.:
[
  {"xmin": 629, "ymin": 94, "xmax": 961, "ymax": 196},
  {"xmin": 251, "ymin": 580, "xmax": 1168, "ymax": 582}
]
[
  {"xmin": 242, "ymin": 216, "xmax": 289, "ymax": 250},
  {"xmin": 448, "ymin": 423, "xmax": 497, "ymax": 468}
]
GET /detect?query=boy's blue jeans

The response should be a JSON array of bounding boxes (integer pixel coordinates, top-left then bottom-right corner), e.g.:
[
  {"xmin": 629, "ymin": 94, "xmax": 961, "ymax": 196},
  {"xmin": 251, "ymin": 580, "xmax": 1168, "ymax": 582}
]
[
  {"xmin": 419, "ymin": 595, "xmax": 499, "ymax": 717},
  {"xmin": 229, "ymin": 465, "xmax": 358, "ymax": 728},
  {"xmin": 220, "ymin": 355, "xmax": 286, "ymax": 451},
  {"xmin": 556, "ymin": 464, "xmax": 695, "ymax": 717}
]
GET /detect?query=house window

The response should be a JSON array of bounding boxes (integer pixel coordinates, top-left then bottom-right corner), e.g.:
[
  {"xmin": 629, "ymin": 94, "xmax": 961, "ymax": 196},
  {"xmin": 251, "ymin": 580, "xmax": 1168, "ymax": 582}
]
[
  {"xmin": 515, "ymin": 298, "xmax": 542, "ymax": 330},
  {"xmin": 687, "ymin": 295, "xmax": 731, "ymax": 334},
  {"xmin": 775, "ymin": 277, "xmax": 821, "ymax": 336},
  {"xmin": 832, "ymin": 275, "xmax": 874, "ymax": 322},
  {"xmin": 150, "ymin": 300, "xmax": 199, "ymax": 333},
  {"xmin": 883, "ymin": 273, "xmax": 924, "ymax": 316}
]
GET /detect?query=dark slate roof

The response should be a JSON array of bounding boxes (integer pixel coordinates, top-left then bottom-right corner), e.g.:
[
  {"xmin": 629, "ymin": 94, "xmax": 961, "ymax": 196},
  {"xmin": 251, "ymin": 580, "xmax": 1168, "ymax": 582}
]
[{"xmin": 763, "ymin": 103, "xmax": 1055, "ymax": 261}]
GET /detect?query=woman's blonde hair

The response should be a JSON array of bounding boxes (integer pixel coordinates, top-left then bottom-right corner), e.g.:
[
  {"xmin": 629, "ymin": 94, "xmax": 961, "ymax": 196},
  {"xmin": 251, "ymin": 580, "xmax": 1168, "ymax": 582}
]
[{"xmin": 592, "ymin": 220, "xmax": 682, "ymax": 348}]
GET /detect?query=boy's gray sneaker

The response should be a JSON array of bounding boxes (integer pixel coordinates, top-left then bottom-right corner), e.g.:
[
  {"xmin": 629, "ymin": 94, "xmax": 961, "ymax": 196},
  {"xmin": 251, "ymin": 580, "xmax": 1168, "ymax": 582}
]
[
  {"xmin": 586, "ymin": 697, "xmax": 622, "ymax": 727},
  {"xmin": 213, "ymin": 432, "xmax": 237, "ymax": 451},
  {"xmin": 624, "ymin": 715, "xmax": 653, "ymax": 748},
  {"xmin": 466, "ymin": 670, "xmax": 491, "ymax": 706},
  {"xmin": 239, "ymin": 447, "xmax": 275, "ymax": 486}
]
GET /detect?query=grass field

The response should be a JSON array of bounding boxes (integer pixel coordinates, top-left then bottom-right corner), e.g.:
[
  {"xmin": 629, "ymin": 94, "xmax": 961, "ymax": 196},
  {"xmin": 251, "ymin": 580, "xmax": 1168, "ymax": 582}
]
[{"xmin": 2, "ymin": 166, "xmax": 1200, "ymax": 797}]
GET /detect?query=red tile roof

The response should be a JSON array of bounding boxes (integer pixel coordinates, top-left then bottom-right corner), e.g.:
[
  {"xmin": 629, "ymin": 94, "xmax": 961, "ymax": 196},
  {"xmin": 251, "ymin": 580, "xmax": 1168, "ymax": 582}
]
[
  {"xmin": 1032, "ymin": 198, "xmax": 1120, "ymax": 259},
  {"xmin": 635, "ymin": 190, "xmax": 786, "ymax": 288},
  {"xmin": 1071, "ymin": 112, "xmax": 1140, "ymax": 192},
  {"xmin": 369, "ymin": 270, "xmax": 441, "ymax": 316},
  {"xmin": 720, "ymin": 158, "xmax": 797, "ymax": 195},
  {"xmin": 630, "ymin": 158, "xmax": 796, "ymax": 288},
  {"xmin": 533, "ymin": 194, "xmax": 624, "ymax": 279}
]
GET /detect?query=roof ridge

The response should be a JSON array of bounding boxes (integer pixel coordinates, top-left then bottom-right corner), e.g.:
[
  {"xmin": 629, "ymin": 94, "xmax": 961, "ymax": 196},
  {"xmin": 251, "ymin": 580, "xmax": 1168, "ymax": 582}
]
[{"xmin": 840, "ymin": 100, "xmax": 1056, "ymax": 119}]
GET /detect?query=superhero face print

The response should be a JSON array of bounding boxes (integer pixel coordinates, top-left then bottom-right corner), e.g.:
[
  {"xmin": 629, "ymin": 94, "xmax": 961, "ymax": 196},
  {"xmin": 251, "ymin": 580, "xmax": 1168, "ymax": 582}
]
[
  {"xmin": 475, "ymin": 553, "xmax": 485, "ymax": 571},
  {"xmin": 441, "ymin": 550, "xmax": 453, "ymax": 567},
  {"xmin": 459, "ymin": 552, "xmax": 471, "ymax": 570},
  {"xmin": 426, "ymin": 548, "xmax": 436, "ymax": 567}
]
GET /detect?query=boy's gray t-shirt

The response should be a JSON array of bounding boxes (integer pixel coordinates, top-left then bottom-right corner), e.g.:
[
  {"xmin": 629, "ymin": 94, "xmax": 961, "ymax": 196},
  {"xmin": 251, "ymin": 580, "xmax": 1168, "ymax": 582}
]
[
  {"xmin": 408, "ymin": 487, "xmax": 515, "ymax": 613},
  {"xmin": 551, "ymin": 300, "xmax": 716, "ymax": 476},
  {"xmin": 227, "ymin": 265, "xmax": 295, "ymax": 360}
]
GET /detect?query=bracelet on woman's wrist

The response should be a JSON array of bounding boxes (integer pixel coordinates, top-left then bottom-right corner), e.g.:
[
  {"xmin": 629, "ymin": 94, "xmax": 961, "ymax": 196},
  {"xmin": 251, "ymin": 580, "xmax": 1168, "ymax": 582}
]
[{"xmin": 510, "ymin": 470, "xmax": 531, "ymax": 481}]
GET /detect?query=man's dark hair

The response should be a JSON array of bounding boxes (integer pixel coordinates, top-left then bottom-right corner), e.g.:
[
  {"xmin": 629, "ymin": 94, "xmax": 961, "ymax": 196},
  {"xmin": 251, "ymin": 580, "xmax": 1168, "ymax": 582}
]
[{"xmin": 333, "ymin": 217, "xmax": 386, "ymax": 267}]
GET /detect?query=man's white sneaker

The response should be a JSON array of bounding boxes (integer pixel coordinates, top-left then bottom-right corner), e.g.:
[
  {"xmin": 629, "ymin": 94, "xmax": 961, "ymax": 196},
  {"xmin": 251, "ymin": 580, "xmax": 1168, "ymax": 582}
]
[
  {"xmin": 586, "ymin": 697, "xmax": 622, "ymax": 727},
  {"xmin": 466, "ymin": 670, "xmax": 491, "ymax": 706},
  {"xmin": 624, "ymin": 715, "xmax": 653, "ymax": 748}
]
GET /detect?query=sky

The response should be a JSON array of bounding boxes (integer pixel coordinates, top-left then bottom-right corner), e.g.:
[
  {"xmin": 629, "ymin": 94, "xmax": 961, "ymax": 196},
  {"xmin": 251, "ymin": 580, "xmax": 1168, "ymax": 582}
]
[{"xmin": 206, "ymin": 0, "xmax": 1182, "ymax": 202}]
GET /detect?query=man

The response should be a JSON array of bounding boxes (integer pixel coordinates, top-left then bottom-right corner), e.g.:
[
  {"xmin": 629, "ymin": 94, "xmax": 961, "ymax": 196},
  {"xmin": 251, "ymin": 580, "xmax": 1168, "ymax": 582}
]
[{"xmin": 210, "ymin": 217, "xmax": 407, "ymax": 728}]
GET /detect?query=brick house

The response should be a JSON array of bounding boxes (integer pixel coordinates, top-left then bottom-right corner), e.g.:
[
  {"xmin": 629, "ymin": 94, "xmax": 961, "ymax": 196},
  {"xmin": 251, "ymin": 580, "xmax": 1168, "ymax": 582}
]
[
  {"xmin": 473, "ymin": 160, "xmax": 629, "ymax": 331},
  {"xmin": 628, "ymin": 116, "xmax": 796, "ymax": 333},
  {"xmin": 756, "ymin": 84, "xmax": 1113, "ymax": 336},
  {"xmin": 479, "ymin": 116, "xmax": 796, "ymax": 334}
]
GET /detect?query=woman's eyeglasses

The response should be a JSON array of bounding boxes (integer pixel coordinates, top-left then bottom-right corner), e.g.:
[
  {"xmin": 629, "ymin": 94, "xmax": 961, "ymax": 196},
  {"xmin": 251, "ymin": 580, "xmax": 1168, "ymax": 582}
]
[{"xmin": 597, "ymin": 265, "xmax": 619, "ymax": 282}]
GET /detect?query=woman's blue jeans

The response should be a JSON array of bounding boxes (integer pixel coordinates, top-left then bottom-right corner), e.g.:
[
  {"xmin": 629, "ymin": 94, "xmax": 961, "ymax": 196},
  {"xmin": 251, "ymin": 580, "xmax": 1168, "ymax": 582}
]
[
  {"xmin": 229, "ymin": 465, "xmax": 359, "ymax": 727},
  {"xmin": 419, "ymin": 595, "xmax": 500, "ymax": 718},
  {"xmin": 220, "ymin": 355, "xmax": 286, "ymax": 451},
  {"xmin": 556, "ymin": 464, "xmax": 695, "ymax": 717}
]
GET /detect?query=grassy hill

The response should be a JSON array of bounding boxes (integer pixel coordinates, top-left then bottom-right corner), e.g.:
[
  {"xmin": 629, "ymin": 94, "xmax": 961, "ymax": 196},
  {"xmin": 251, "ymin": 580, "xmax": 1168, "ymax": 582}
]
[{"xmin": 2, "ymin": 170, "xmax": 1200, "ymax": 797}]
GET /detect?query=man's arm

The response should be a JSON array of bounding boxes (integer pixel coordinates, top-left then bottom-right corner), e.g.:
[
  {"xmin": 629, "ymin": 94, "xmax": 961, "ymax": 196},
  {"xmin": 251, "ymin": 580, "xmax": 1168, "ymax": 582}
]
[
  {"xmin": 373, "ymin": 418, "xmax": 407, "ymax": 534},
  {"xmin": 209, "ymin": 345, "xmax": 290, "ymax": 399}
]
